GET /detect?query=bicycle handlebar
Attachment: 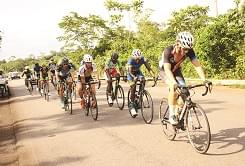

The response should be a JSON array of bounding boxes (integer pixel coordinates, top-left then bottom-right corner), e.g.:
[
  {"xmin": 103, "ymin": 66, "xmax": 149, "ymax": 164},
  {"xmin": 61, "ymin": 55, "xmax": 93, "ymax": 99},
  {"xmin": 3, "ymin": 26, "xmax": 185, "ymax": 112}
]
[
  {"xmin": 82, "ymin": 81, "xmax": 101, "ymax": 89},
  {"xmin": 177, "ymin": 82, "xmax": 213, "ymax": 96}
]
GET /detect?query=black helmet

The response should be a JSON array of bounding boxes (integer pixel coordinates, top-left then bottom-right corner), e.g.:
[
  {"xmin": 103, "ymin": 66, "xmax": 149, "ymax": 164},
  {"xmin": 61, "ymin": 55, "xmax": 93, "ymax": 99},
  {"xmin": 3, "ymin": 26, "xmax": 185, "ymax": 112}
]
[
  {"xmin": 35, "ymin": 63, "xmax": 39, "ymax": 66},
  {"xmin": 111, "ymin": 52, "xmax": 119, "ymax": 61},
  {"xmin": 62, "ymin": 57, "xmax": 69, "ymax": 64}
]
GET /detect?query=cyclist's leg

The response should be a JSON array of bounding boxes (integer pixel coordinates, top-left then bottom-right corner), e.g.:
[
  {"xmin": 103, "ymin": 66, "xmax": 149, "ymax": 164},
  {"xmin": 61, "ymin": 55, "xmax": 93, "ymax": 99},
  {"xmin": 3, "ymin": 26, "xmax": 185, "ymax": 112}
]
[
  {"xmin": 46, "ymin": 77, "xmax": 50, "ymax": 93},
  {"xmin": 105, "ymin": 71, "xmax": 113, "ymax": 103},
  {"xmin": 78, "ymin": 77, "xmax": 86, "ymax": 109},
  {"xmin": 127, "ymin": 73, "xmax": 136, "ymax": 102},
  {"xmin": 58, "ymin": 75, "xmax": 65, "ymax": 106},
  {"xmin": 160, "ymin": 70, "xmax": 178, "ymax": 124},
  {"xmin": 24, "ymin": 78, "xmax": 29, "ymax": 90},
  {"xmin": 175, "ymin": 71, "xmax": 187, "ymax": 115}
]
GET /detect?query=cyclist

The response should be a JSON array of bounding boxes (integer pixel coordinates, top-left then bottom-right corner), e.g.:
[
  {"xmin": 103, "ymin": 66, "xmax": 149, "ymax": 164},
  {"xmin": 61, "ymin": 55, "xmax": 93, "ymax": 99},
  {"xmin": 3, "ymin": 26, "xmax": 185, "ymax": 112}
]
[
  {"xmin": 77, "ymin": 54, "xmax": 100, "ymax": 109},
  {"xmin": 127, "ymin": 49, "xmax": 155, "ymax": 116},
  {"xmin": 40, "ymin": 64, "xmax": 50, "ymax": 95},
  {"xmin": 104, "ymin": 52, "xmax": 124, "ymax": 104},
  {"xmin": 159, "ymin": 31, "xmax": 209, "ymax": 125},
  {"xmin": 33, "ymin": 63, "xmax": 41, "ymax": 91},
  {"xmin": 48, "ymin": 59, "xmax": 57, "ymax": 85},
  {"xmin": 56, "ymin": 57, "xmax": 75, "ymax": 108},
  {"xmin": 21, "ymin": 66, "xmax": 33, "ymax": 90},
  {"xmin": 0, "ymin": 70, "xmax": 9, "ymax": 94}
]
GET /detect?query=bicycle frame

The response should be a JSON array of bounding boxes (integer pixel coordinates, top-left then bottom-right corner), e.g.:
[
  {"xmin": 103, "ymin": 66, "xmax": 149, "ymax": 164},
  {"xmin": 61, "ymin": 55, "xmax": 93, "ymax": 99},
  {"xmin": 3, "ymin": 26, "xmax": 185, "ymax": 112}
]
[{"xmin": 160, "ymin": 82, "xmax": 212, "ymax": 154}]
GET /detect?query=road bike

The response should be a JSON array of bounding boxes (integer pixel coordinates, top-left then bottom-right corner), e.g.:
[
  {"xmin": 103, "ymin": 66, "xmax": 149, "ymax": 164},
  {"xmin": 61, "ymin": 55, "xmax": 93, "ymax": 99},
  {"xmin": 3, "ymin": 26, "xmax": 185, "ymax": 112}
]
[
  {"xmin": 127, "ymin": 77, "xmax": 156, "ymax": 124},
  {"xmin": 83, "ymin": 80, "xmax": 100, "ymax": 121},
  {"xmin": 159, "ymin": 82, "xmax": 212, "ymax": 154},
  {"xmin": 26, "ymin": 78, "xmax": 34, "ymax": 95},
  {"xmin": 106, "ymin": 76, "xmax": 126, "ymax": 110},
  {"xmin": 59, "ymin": 77, "xmax": 73, "ymax": 114}
]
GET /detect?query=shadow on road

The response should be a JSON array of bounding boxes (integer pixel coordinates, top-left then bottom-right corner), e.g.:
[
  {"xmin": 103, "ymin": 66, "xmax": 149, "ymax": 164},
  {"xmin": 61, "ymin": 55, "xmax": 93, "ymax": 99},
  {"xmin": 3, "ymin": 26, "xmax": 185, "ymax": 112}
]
[
  {"xmin": 207, "ymin": 127, "xmax": 245, "ymax": 155},
  {"xmin": 38, "ymin": 156, "xmax": 87, "ymax": 166}
]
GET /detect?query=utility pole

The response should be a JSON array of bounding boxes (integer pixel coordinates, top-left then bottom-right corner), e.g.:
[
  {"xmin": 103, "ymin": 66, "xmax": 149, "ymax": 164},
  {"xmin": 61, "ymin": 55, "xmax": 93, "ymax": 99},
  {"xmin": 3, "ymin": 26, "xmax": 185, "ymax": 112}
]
[{"xmin": 214, "ymin": 0, "xmax": 218, "ymax": 16}]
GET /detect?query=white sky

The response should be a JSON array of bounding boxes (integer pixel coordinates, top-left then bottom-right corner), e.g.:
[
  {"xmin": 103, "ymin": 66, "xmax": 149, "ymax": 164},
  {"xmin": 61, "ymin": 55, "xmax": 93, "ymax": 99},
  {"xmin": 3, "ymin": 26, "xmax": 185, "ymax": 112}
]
[{"xmin": 0, "ymin": 0, "xmax": 236, "ymax": 60}]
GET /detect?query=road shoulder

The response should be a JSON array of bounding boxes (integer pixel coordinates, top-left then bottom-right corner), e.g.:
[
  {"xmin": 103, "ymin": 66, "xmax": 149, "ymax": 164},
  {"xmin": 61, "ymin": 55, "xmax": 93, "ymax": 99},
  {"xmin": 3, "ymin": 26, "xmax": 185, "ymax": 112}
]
[{"xmin": 0, "ymin": 99, "xmax": 19, "ymax": 166}]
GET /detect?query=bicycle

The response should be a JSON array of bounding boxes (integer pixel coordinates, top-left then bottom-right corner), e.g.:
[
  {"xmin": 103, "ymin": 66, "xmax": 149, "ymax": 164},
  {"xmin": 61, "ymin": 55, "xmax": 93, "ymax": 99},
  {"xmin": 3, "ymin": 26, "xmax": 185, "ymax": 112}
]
[
  {"xmin": 127, "ymin": 77, "xmax": 157, "ymax": 124},
  {"xmin": 26, "ymin": 78, "xmax": 33, "ymax": 95},
  {"xmin": 59, "ymin": 77, "xmax": 73, "ymax": 114},
  {"xmin": 82, "ymin": 80, "xmax": 100, "ymax": 121},
  {"xmin": 159, "ymin": 82, "xmax": 212, "ymax": 154},
  {"xmin": 106, "ymin": 76, "xmax": 126, "ymax": 110}
]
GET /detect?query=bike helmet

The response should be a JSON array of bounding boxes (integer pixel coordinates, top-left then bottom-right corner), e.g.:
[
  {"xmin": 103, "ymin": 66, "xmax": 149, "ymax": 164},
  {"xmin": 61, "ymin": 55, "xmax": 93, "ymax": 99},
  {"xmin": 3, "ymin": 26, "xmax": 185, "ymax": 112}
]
[
  {"xmin": 111, "ymin": 52, "xmax": 119, "ymax": 61},
  {"xmin": 80, "ymin": 60, "xmax": 84, "ymax": 66},
  {"xmin": 132, "ymin": 49, "xmax": 142, "ymax": 59},
  {"xmin": 35, "ymin": 63, "xmax": 39, "ymax": 66},
  {"xmin": 62, "ymin": 57, "xmax": 69, "ymax": 64},
  {"xmin": 49, "ymin": 59, "xmax": 54, "ymax": 63},
  {"xmin": 176, "ymin": 31, "xmax": 194, "ymax": 49},
  {"xmin": 83, "ymin": 54, "xmax": 93, "ymax": 63},
  {"xmin": 25, "ymin": 66, "xmax": 29, "ymax": 70}
]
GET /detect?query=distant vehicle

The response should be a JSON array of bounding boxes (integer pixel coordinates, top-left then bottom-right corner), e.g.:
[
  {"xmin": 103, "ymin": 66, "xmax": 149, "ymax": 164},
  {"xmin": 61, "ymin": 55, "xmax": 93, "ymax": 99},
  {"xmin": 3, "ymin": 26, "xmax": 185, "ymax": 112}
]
[{"xmin": 9, "ymin": 72, "xmax": 21, "ymax": 80}]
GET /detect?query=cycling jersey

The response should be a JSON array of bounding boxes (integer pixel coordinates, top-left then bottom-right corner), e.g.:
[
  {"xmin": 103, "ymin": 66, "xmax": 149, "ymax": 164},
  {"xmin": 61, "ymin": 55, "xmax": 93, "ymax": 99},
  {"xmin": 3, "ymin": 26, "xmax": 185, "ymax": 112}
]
[
  {"xmin": 159, "ymin": 45, "xmax": 197, "ymax": 85},
  {"xmin": 159, "ymin": 45, "xmax": 197, "ymax": 73},
  {"xmin": 22, "ymin": 69, "xmax": 32, "ymax": 79},
  {"xmin": 48, "ymin": 62, "xmax": 56, "ymax": 71},
  {"xmin": 105, "ymin": 58, "xmax": 121, "ymax": 70},
  {"xmin": 56, "ymin": 64, "xmax": 73, "ymax": 77},
  {"xmin": 33, "ymin": 66, "xmax": 41, "ymax": 73},
  {"xmin": 127, "ymin": 57, "xmax": 146, "ymax": 74},
  {"xmin": 78, "ymin": 63, "xmax": 96, "ymax": 78},
  {"xmin": 105, "ymin": 58, "xmax": 121, "ymax": 78},
  {"xmin": 41, "ymin": 67, "xmax": 49, "ymax": 79}
]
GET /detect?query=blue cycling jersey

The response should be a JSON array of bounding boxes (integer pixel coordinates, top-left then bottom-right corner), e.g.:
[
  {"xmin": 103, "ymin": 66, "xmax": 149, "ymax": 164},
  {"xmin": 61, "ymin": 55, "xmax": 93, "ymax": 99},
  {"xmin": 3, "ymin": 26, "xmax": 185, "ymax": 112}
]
[{"xmin": 127, "ymin": 57, "xmax": 146, "ymax": 73}]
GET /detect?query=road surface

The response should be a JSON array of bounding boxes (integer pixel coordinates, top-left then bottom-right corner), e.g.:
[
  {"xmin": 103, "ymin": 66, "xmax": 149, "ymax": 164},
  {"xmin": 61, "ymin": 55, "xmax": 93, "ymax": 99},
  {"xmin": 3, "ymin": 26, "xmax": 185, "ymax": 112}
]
[{"xmin": 0, "ymin": 79, "xmax": 245, "ymax": 166}]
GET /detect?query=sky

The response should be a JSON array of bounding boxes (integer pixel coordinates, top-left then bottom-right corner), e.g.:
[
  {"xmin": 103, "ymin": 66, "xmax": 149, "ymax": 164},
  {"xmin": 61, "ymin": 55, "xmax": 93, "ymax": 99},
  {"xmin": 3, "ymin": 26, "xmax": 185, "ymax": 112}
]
[{"xmin": 0, "ymin": 0, "xmax": 236, "ymax": 60}]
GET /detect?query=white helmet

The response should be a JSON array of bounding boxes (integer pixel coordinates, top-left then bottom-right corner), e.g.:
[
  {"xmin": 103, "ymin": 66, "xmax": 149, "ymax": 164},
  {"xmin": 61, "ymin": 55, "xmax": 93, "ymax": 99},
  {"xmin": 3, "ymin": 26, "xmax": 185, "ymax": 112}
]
[
  {"xmin": 83, "ymin": 54, "xmax": 93, "ymax": 63},
  {"xmin": 80, "ymin": 60, "xmax": 84, "ymax": 66},
  {"xmin": 83, "ymin": 54, "xmax": 93, "ymax": 62},
  {"xmin": 132, "ymin": 49, "xmax": 142, "ymax": 59},
  {"xmin": 25, "ymin": 66, "xmax": 29, "ymax": 70},
  {"xmin": 176, "ymin": 31, "xmax": 194, "ymax": 49}
]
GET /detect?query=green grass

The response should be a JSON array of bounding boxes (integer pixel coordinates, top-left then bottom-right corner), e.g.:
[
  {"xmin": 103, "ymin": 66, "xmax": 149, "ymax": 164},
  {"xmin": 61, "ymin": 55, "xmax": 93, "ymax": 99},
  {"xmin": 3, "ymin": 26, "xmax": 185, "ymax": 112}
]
[{"xmin": 228, "ymin": 84, "xmax": 245, "ymax": 89}]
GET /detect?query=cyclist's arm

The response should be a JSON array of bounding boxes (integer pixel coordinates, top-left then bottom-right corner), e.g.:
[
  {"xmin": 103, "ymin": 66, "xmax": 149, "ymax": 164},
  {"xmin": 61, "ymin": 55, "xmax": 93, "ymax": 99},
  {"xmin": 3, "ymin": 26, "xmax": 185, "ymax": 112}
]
[
  {"xmin": 128, "ymin": 65, "xmax": 136, "ymax": 78},
  {"xmin": 163, "ymin": 63, "xmax": 178, "ymax": 85},
  {"xmin": 191, "ymin": 59, "xmax": 206, "ymax": 81},
  {"xmin": 144, "ymin": 59, "xmax": 155, "ymax": 77}
]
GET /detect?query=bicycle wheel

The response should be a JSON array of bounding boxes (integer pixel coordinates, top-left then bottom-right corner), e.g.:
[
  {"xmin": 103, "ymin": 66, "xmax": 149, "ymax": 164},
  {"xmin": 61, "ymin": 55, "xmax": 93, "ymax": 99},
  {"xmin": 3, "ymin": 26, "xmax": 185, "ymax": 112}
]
[
  {"xmin": 186, "ymin": 104, "xmax": 211, "ymax": 154},
  {"xmin": 140, "ymin": 90, "xmax": 154, "ymax": 124},
  {"xmin": 159, "ymin": 98, "xmax": 176, "ymax": 140},
  {"xmin": 72, "ymin": 84, "xmax": 77, "ymax": 100},
  {"xmin": 84, "ymin": 98, "xmax": 89, "ymax": 116},
  {"xmin": 67, "ymin": 89, "xmax": 73, "ymax": 114},
  {"xmin": 90, "ymin": 94, "xmax": 98, "ymax": 120},
  {"xmin": 115, "ymin": 85, "xmax": 125, "ymax": 110}
]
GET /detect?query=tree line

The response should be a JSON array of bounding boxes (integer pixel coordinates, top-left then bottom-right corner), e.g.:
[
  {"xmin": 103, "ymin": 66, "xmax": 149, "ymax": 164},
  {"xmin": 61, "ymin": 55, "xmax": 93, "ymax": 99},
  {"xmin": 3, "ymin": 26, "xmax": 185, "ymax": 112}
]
[{"xmin": 1, "ymin": 0, "xmax": 245, "ymax": 79}]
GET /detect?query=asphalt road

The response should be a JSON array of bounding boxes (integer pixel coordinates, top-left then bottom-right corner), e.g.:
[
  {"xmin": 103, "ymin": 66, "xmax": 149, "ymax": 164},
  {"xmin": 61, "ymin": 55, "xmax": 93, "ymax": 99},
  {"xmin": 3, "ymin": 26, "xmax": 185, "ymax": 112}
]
[{"xmin": 1, "ymin": 79, "xmax": 245, "ymax": 166}]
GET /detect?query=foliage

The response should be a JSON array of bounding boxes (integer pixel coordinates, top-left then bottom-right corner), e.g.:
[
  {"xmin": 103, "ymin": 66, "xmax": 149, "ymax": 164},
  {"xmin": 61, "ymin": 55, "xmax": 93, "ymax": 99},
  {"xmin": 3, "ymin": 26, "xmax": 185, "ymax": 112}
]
[{"xmin": 3, "ymin": 1, "xmax": 245, "ymax": 80}]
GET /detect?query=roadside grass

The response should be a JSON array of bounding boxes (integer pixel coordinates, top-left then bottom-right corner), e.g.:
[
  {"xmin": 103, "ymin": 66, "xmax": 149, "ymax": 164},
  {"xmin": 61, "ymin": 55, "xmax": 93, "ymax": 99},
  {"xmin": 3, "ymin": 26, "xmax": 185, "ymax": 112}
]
[{"xmin": 227, "ymin": 84, "xmax": 245, "ymax": 89}]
